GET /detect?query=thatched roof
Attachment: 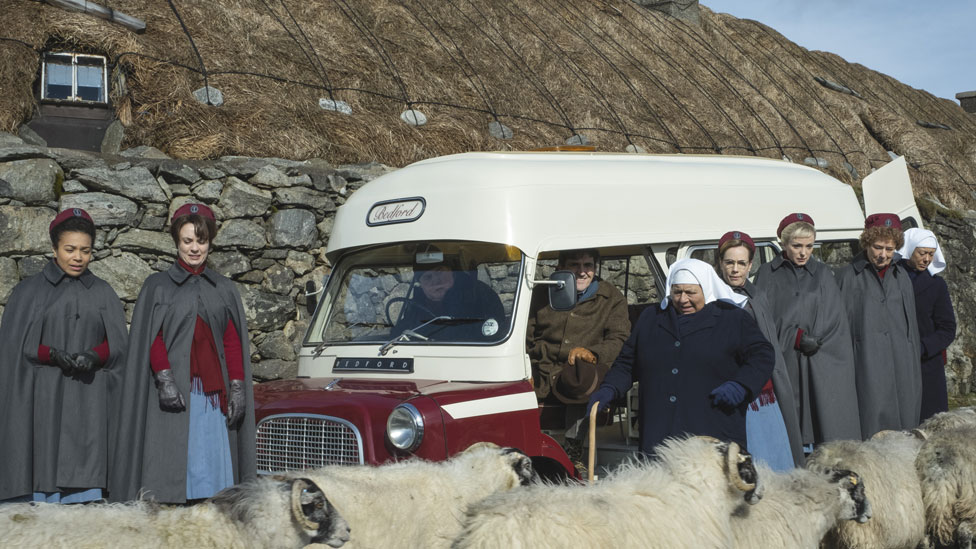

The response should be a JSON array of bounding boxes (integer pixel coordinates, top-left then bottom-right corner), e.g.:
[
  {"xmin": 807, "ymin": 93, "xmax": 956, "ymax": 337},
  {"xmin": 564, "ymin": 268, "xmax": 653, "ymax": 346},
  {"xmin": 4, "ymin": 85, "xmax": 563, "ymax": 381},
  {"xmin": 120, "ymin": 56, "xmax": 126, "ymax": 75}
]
[{"xmin": 2, "ymin": 0, "xmax": 974, "ymax": 208}]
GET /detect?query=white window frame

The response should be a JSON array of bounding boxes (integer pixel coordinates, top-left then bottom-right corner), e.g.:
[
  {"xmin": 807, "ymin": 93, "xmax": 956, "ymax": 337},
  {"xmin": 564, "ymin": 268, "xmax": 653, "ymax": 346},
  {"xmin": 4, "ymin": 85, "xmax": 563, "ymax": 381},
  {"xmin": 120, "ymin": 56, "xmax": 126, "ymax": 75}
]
[{"xmin": 40, "ymin": 52, "xmax": 109, "ymax": 104}]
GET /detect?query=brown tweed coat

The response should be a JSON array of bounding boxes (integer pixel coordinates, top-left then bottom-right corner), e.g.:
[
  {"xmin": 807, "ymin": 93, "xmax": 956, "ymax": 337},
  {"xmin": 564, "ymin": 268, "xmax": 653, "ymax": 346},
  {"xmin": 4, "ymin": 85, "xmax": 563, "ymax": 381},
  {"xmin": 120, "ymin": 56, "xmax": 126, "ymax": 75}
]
[{"xmin": 526, "ymin": 279, "xmax": 631, "ymax": 400}]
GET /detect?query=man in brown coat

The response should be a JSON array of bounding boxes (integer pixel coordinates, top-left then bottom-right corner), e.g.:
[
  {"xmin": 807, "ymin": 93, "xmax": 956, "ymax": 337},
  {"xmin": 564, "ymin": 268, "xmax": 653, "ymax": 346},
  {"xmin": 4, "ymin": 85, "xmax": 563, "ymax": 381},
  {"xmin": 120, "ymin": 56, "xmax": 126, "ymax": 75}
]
[{"xmin": 526, "ymin": 249, "xmax": 631, "ymax": 464}]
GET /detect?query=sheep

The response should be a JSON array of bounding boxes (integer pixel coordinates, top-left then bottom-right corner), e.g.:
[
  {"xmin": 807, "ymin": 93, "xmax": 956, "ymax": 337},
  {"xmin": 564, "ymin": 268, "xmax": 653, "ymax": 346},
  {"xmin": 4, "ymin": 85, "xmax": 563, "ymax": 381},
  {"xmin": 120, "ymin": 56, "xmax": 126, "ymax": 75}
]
[
  {"xmin": 451, "ymin": 436, "xmax": 762, "ymax": 549},
  {"xmin": 918, "ymin": 406, "xmax": 976, "ymax": 434},
  {"xmin": 915, "ymin": 424, "xmax": 976, "ymax": 549},
  {"xmin": 288, "ymin": 442, "xmax": 536, "ymax": 549},
  {"xmin": 730, "ymin": 464, "xmax": 871, "ymax": 548},
  {"xmin": 804, "ymin": 430, "xmax": 926, "ymax": 549},
  {"xmin": 0, "ymin": 476, "xmax": 349, "ymax": 549}
]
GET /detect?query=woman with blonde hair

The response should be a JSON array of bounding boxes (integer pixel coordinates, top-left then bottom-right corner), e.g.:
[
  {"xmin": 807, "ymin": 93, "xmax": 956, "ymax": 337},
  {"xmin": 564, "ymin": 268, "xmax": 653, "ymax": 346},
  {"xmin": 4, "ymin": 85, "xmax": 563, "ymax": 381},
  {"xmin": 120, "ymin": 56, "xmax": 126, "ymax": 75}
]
[{"xmin": 754, "ymin": 213, "xmax": 861, "ymax": 448}]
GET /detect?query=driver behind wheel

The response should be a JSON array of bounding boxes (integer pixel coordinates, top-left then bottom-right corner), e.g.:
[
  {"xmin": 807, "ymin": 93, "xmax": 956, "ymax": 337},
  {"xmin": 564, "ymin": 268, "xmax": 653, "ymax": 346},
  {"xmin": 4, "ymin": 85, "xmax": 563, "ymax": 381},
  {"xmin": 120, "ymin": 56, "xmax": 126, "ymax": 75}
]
[{"xmin": 392, "ymin": 245, "xmax": 506, "ymax": 342}]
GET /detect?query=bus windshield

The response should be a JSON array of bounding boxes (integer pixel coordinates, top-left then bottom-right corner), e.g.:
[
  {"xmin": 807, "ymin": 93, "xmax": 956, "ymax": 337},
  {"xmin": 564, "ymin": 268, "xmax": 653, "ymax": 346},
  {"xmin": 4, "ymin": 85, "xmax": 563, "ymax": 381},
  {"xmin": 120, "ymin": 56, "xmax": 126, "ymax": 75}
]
[{"xmin": 306, "ymin": 241, "xmax": 522, "ymax": 346}]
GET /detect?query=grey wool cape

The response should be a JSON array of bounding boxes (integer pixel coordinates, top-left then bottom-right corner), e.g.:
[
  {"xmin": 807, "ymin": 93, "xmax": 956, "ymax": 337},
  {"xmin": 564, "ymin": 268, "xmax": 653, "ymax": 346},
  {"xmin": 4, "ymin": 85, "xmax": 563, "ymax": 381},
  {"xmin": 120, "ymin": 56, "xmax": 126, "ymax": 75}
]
[
  {"xmin": 0, "ymin": 260, "xmax": 128, "ymax": 500},
  {"xmin": 836, "ymin": 253, "xmax": 922, "ymax": 437},
  {"xmin": 735, "ymin": 280, "xmax": 805, "ymax": 466},
  {"xmin": 754, "ymin": 255, "xmax": 862, "ymax": 444},
  {"xmin": 109, "ymin": 263, "xmax": 256, "ymax": 503}
]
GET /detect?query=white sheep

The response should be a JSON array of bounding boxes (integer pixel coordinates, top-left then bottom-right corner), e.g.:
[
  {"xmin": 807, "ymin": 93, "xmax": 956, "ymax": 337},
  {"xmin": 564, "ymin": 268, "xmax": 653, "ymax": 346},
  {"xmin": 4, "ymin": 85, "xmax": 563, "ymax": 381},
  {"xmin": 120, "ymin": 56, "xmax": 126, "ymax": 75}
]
[
  {"xmin": 730, "ymin": 464, "xmax": 870, "ymax": 548},
  {"xmin": 290, "ymin": 442, "xmax": 536, "ymax": 549},
  {"xmin": 0, "ymin": 476, "xmax": 349, "ymax": 549},
  {"xmin": 915, "ymin": 424, "xmax": 976, "ymax": 549},
  {"xmin": 804, "ymin": 430, "xmax": 926, "ymax": 549},
  {"xmin": 919, "ymin": 406, "xmax": 976, "ymax": 433},
  {"xmin": 451, "ymin": 436, "xmax": 762, "ymax": 549}
]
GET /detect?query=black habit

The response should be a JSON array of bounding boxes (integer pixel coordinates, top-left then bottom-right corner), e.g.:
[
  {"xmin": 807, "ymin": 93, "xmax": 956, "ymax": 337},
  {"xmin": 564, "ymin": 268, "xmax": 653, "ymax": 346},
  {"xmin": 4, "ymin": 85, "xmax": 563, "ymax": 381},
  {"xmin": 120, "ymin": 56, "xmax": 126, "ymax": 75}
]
[
  {"xmin": 901, "ymin": 260, "xmax": 956, "ymax": 421},
  {"xmin": 600, "ymin": 301, "xmax": 774, "ymax": 454}
]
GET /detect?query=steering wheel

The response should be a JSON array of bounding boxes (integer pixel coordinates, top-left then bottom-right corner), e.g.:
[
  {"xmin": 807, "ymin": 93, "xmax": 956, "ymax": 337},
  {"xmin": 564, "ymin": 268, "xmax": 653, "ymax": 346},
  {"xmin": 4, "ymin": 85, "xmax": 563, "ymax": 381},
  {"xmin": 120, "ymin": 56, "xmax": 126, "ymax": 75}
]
[{"xmin": 385, "ymin": 297, "xmax": 409, "ymax": 326}]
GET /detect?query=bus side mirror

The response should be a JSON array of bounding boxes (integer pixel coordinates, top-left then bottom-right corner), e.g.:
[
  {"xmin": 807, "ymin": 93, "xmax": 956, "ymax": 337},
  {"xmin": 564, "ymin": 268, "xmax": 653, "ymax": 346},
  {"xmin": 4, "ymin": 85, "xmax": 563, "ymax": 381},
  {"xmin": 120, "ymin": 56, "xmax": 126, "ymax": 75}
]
[
  {"xmin": 305, "ymin": 280, "xmax": 317, "ymax": 315},
  {"xmin": 548, "ymin": 270, "xmax": 577, "ymax": 312}
]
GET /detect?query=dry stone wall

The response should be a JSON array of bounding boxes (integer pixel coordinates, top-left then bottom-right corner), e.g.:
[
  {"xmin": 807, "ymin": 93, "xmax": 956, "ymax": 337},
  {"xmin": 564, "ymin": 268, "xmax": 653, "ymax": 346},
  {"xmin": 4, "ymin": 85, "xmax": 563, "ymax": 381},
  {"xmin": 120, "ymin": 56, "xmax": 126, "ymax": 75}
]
[
  {"xmin": 0, "ymin": 132, "xmax": 392, "ymax": 381},
  {"xmin": 2, "ymin": 131, "xmax": 976, "ymax": 399}
]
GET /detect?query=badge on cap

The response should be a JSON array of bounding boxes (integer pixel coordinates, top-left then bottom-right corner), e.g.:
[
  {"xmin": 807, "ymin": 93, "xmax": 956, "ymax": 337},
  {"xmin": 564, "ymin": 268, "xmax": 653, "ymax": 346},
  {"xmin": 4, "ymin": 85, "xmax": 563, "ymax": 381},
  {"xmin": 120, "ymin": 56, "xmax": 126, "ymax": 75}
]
[
  {"xmin": 190, "ymin": 205, "xmax": 199, "ymax": 214},
  {"xmin": 885, "ymin": 219, "xmax": 892, "ymax": 227},
  {"xmin": 72, "ymin": 208, "xmax": 81, "ymax": 216},
  {"xmin": 797, "ymin": 214, "xmax": 804, "ymax": 220},
  {"xmin": 733, "ymin": 231, "xmax": 741, "ymax": 239}
]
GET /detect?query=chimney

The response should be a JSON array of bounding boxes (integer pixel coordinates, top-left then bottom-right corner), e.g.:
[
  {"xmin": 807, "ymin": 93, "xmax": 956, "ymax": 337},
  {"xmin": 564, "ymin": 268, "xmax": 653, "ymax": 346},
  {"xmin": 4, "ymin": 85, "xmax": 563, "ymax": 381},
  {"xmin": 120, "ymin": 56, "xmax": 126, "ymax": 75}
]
[
  {"xmin": 957, "ymin": 91, "xmax": 976, "ymax": 114},
  {"xmin": 635, "ymin": 0, "xmax": 700, "ymax": 25}
]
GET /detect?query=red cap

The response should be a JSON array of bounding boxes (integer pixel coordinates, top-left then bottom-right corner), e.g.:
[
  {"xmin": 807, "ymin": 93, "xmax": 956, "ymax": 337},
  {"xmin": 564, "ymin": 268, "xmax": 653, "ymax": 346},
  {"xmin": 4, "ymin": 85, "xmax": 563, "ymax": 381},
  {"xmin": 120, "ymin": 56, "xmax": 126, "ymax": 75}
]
[
  {"xmin": 864, "ymin": 213, "xmax": 901, "ymax": 230},
  {"xmin": 719, "ymin": 230, "xmax": 755, "ymax": 254},
  {"xmin": 171, "ymin": 203, "xmax": 215, "ymax": 223},
  {"xmin": 777, "ymin": 212, "xmax": 814, "ymax": 238},
  {"xmin": 49, "ymin": 208, "xmax": 94, "ymax": 233}
]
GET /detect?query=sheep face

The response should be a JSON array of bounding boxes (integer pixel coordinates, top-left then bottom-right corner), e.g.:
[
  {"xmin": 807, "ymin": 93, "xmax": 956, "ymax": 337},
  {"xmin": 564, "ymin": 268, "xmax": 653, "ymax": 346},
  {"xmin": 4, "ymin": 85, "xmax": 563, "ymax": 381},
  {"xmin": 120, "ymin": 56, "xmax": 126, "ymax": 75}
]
[
  {"xmin": 721, "ymin": 441, "xmax": 763, "ymax": 505},
  {"xmin": 830, "ymin": 469, "xmax": 872, "ymax": 524},
  {"xmin": 292, "ymin": 478, "xmax": 352, "ymax": 548},
  {"xmin": 211, "ymin": 476, "xmax": 350, "ymax": 548},
  {"xmin": 501, "ymin": 447, "xmax": 538, "ymax": 486}
]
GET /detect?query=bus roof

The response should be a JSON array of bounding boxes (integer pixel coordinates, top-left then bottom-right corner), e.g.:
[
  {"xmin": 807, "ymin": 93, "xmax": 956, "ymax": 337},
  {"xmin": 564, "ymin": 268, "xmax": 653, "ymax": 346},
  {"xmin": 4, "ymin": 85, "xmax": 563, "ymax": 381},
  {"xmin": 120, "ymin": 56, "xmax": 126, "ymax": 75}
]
[{"xmin": 326, "ymin": 152, "xmax": 865, "ymax": 259}]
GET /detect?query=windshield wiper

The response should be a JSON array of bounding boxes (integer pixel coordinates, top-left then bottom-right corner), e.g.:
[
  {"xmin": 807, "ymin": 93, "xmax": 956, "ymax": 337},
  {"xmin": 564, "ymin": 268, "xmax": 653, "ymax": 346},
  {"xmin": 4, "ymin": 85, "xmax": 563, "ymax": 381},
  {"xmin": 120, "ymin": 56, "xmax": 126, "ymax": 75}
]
[{"xmin": 377, "ymin": 315, "xmax": 486, "ymax": 356}]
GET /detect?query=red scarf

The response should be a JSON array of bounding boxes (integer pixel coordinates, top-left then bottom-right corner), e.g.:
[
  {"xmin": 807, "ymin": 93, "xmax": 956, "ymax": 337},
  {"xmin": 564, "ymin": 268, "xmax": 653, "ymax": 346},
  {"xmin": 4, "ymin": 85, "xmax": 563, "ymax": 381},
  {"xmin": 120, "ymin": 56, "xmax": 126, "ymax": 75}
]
[
  {"xmin": 749, "ymin": 380, "xmax": 777, "ymax": 411},
  {"xmin": 179, "ymin": 258, "xmax": 228, "ymax": 412}
]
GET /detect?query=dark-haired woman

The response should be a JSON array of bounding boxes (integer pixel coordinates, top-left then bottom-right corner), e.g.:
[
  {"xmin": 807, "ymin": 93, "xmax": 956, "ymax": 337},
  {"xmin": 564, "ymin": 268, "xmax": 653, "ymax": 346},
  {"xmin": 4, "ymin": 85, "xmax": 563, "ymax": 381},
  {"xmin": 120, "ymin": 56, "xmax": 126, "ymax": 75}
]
[
  {"xmin": 754, "ymin": 213, "xmax": 861, "ymax": 447},
  {"xmin": 0, "ymin": 209, "xmax": 127, "ymax": 502},
  {"xmin": 716, "ymin": 231, "xmax": 802, "ymax": 469},
  {"xmin": 110, "ymin": 203, "xmax": 255, "ymax": 503}
]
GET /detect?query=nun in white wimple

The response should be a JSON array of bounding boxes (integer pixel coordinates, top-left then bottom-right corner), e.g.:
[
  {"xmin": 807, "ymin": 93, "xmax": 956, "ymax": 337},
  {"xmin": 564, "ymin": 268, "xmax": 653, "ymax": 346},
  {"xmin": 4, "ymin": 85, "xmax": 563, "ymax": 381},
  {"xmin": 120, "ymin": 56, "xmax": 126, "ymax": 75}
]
[
  {"xmin": 589, "ymin": 259, "xmax": 775, "ymax": 455},
  {"xmin": 897, "ymin": 228, "xmax": 956, "ymax": 420}
]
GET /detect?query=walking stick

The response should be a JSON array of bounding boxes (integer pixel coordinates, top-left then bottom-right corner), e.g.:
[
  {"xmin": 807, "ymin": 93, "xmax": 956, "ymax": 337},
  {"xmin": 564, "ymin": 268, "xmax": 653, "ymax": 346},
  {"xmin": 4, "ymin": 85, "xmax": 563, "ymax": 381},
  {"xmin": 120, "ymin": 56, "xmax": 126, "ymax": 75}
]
[{"xmin": 588, "ymin": 401, "xmax": 599, "ymax": 482}]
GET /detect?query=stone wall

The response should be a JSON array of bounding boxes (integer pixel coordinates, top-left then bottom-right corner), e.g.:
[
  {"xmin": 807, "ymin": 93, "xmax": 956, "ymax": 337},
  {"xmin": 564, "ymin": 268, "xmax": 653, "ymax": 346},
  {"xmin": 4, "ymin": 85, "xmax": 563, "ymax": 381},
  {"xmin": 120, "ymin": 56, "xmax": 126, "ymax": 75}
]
[
  {"xmin": 2, "ymin": 131, "xmax": 975, "ymax": 398},
  {"xmin": 0, "ymin": 132, "xmax": 392, "ymax": 381}
]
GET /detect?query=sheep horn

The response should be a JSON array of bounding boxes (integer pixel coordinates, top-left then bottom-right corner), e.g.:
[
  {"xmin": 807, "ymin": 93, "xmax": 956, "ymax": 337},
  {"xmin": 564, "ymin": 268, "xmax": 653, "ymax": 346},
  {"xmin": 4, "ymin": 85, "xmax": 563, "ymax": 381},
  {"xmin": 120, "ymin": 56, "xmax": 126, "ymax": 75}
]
[
  {"xmin": 290, "ymin": 478, "xmax": 322, "ymax": 532},
  {"xmin": 726, "ymin": 442, "xmax": 757, "ymax": 492}
]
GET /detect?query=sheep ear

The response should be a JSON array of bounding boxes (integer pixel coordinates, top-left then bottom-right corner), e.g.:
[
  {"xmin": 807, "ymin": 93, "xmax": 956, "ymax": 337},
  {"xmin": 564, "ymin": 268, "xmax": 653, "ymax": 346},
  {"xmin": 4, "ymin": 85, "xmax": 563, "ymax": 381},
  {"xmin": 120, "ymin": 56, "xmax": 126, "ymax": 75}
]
[{"xmin": 290, "ymin": 478, "xmax": 323, "ymax": 532}]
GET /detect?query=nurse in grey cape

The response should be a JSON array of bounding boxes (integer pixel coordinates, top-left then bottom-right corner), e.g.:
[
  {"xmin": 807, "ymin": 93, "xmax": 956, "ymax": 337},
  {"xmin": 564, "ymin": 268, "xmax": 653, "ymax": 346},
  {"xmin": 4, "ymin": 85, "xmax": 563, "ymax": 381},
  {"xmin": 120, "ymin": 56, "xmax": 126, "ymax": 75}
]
[
  {"xmin": 110, "ymin": 203, "xmax": 255, "ymax": 503},
  {"xmin": 837, "ymin": 213, "xmax": 921, "ymax": 437},
  {"xmin": 717, "ymin": 230, "xmax": 803, "ymax": 468},
  {"xmin": 754, "ymin": 213, "xmax": 861, "ymax": 446},
  {"xmin": 0, "ymin": 208, "xmax": 127, "ymax": 502}
]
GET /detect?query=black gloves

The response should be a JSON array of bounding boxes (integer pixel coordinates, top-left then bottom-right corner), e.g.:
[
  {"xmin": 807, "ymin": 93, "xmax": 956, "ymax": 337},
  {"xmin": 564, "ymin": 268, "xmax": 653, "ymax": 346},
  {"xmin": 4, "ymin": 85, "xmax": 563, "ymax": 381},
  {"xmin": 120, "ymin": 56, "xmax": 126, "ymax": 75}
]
[
  {"xmin": 49, "ymin": 347, "xmax": 76, "ymax": 374},
  {"xmin": 798, "ymin": 332, "xmax": 823, "ymax": 356},
  {"xmin": 72, "ymin": 350, "xmax": 103, "ymax": 374},
  {"xmin": 226, "ymin": 379, "xmax": 246, "ymax": 427},
  {"xmin": 710, "ymin": 381, "xmax": 747, "ymax": 408},
  {"xmin": 155, "ymin": 369, "xmax": 186, "ymax": 411}
]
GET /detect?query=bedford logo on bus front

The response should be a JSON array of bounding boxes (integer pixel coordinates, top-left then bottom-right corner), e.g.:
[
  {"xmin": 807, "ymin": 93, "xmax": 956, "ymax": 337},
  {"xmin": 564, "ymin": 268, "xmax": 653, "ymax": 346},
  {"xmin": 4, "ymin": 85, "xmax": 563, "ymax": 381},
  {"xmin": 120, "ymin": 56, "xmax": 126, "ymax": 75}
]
[{"xmin": 367, "ymin": 197, "xmax": 426, "ymax": 226}]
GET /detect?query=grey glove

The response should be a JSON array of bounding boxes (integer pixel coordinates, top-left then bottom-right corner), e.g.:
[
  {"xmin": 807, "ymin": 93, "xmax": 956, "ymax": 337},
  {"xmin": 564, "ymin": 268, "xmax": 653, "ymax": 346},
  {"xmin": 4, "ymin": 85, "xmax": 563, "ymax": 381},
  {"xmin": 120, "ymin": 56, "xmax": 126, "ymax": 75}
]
[
  {"xmin": 226, "ymin": 379, "xmax": 246, "ymax": 427},
  {"xmin": 798, "ymin": 332, "xmax": 822, "ymax": 356},
  {"xmin": 72, "ymin": 350, "xmax": 103, "ymax": 374},
  {"xmin": 49, "ymin": 347, "xmax": 76, "ymax": 375},
  {"xmin": 154, "ymin": 369, "xmax": 186, "ymax": 411}
]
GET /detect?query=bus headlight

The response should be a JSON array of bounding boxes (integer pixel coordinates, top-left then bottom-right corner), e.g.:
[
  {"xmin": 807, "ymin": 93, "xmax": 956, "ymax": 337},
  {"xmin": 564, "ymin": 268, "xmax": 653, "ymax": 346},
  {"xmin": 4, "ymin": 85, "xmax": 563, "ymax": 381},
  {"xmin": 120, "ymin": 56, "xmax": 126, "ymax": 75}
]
[{"xmin": 387, "ymin": 403, "xmax": 424, "ymax": 451}]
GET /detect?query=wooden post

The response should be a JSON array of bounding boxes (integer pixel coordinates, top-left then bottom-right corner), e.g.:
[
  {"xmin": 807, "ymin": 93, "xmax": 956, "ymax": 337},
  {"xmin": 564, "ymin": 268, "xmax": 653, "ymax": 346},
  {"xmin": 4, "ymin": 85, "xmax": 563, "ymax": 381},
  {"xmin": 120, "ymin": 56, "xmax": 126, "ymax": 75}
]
[{"xmin": 43, "ymin": 0, "xmax": 146, "ymax": 33}]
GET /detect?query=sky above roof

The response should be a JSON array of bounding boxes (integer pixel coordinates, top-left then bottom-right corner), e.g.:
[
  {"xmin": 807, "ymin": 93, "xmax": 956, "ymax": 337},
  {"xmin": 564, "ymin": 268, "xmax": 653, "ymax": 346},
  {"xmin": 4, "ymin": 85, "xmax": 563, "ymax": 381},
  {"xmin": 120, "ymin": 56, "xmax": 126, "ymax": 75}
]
[{"xmin": 703, "ymin": 0, "xmax": 974, "ymax": 103}]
